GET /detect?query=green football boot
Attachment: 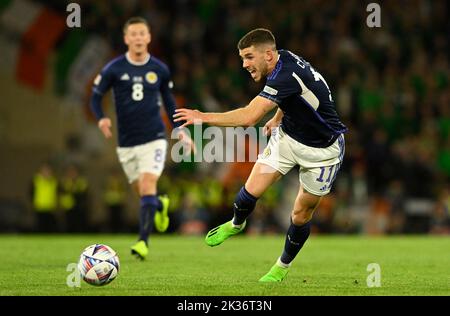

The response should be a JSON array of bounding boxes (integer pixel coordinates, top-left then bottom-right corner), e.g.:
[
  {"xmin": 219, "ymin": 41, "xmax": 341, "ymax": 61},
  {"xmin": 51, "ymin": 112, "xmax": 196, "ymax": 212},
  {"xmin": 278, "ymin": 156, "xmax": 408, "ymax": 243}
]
[
  {"xmin": 154, "ymin": 195, "xmax": 170, "ymax": 233},
  {"xmin": 130, "ymin": 240, "xmax": 148, "ymax": 260},
  {"xmin": 259, "ymin": 262, "xmax": 289, "ymax": 282},
  {"xmin": 205, "ymin": 220, "xmax": 246, "ymax": 247}
]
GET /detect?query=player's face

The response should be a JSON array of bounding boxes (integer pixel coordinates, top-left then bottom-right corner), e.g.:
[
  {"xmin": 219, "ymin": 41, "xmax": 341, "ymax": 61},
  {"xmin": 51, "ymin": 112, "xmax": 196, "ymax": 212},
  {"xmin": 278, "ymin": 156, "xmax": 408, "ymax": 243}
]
[
  {"xmin": 124, "ymin": 23, "xmax": 151, "ymax": 55},
  {"xmin": 239, "ymin": 46, "xmax": 270, "ymax": 82}
]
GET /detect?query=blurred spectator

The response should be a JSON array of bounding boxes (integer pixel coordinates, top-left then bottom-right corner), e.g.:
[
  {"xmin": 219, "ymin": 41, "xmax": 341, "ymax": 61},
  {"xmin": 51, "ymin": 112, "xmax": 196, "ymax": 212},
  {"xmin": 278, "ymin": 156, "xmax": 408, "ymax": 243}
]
[
  {"xmin": 430, "ymin": 186, "xmax": 450, "ymax": 234},
  {"xmin": 385, "ymin": 180, "xmax": 406, "ymax": 234},
  {"xmin": 103, "ymin": 167, "xmax": 128, "ymax": 233},
  {"xmin": 177, "ymin": 191, "xmax": 209, "ymax": 235},
  {"xmin": 30, "ymin": 163, "xmax": 59, "ymax": 233},
  {"xmin": 59, "ymin": 164, "xmax": 89, "ymax": 232},
  {"xmin": 365, "ymin": 194, "xmax": 391, "ymax": 235},
  {"xmin": 311, "ymin": 195, "xmax": 336, "ymax": 234},
  {"xmin": 6, "ymin": 0, "xmax": 449, "ymax": 234}
]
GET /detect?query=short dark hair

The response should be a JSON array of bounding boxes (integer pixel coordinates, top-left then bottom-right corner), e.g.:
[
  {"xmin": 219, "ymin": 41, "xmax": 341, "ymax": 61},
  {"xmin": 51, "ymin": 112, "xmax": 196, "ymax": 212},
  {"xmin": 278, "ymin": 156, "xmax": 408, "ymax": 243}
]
[
  {"xmin": 123, "ymin": 17, "xmax": 150, "ymax": 34},
  {"xmin": 237, "ymin": 28, "xmax": 276, "ymax": 50}
]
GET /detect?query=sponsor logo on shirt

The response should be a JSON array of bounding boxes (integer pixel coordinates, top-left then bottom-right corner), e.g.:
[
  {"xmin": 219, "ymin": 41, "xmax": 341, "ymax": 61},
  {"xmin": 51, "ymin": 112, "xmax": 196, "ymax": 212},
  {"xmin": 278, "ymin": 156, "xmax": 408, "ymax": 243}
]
[
  {"xmin": 263, "ymin": 85, "xmax": 278, "ymax": 95},
  {"xmin": 120, "ymin": 73, "xmax": 130, "ymax": 81}
]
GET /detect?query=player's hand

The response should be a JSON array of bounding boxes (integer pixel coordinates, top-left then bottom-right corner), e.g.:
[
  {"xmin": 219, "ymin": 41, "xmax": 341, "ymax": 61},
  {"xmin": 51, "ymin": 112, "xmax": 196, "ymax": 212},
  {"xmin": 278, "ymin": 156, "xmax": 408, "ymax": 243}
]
[
  {"xmin": 173, "ymin": 108, "xmax": 204, "ymax": 128},
  {"xmin": 263, "ymin": 118, "xmax": 281, "ymax": 136},
  {"xmin": 98, "ymin": 118, "xmax": 112, "ymax": 139},
  {"xmin": 176, "ymin": 129, "xmax": 197, "ymax": 155}
]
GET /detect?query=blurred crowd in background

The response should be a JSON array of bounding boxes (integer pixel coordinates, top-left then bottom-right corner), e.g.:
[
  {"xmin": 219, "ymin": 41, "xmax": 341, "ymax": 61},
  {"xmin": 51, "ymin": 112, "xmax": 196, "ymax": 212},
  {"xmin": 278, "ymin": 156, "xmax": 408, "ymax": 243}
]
[{"xmin": 1, "ymin": 0, "xmax": 448, "ymax": 235}]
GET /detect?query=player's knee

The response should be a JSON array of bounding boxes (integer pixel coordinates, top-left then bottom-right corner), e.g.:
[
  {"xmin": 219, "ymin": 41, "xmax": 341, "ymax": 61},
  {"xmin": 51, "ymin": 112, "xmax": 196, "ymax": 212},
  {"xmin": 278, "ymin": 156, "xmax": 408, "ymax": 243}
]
[
  {"xmin": 291, "ymin": 209, "xmax": 313, "ymax": 226},
  {"xmin": 138, "ymin": 174, "xmax": 158, "ymax": 195},
  {"xmin": 139, "ymin": 184, "xmax": 156, "ymax": 196}
]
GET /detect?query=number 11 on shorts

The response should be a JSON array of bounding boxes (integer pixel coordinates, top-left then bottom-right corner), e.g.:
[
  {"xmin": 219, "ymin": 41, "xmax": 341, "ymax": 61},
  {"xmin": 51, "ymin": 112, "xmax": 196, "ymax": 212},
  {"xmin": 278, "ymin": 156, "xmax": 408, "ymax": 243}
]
[{"xmin": 316, "ymin": 166, "xmax": 334, "ymax": 183}]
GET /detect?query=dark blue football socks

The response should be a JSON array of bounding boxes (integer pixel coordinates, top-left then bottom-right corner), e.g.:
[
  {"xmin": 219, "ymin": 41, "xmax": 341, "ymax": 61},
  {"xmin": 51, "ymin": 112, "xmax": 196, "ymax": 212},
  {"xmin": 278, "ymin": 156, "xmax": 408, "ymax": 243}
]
[
  {"xmin": 232, "ymin": 186, "xmax": 258, "ymax": 226},
  {"xmin": 280, "ymin": 221, "xmax": 311, "ymax": 265},
  {"xmin": 138, "ymin": 195, "xmax": 159, "ymax": 243}
]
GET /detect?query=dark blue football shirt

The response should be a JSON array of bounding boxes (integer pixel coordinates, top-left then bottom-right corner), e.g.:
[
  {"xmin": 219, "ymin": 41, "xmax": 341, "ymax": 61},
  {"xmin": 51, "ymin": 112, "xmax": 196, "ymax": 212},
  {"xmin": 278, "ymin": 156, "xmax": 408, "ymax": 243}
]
[
  {"xmin": 259, "ymin": 50, "xmax": 347, "ymax": 148},
  {"xmin": 91, "ymin": 53, "xmax": 181, "ymax": 147}
]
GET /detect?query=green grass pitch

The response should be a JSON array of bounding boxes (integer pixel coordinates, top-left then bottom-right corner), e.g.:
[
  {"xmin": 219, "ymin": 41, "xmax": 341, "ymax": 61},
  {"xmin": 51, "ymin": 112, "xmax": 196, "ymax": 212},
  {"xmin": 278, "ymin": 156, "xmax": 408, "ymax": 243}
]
[{"xmin": 0, "ymin": 234, "xmax": 449, "ymax": 296}]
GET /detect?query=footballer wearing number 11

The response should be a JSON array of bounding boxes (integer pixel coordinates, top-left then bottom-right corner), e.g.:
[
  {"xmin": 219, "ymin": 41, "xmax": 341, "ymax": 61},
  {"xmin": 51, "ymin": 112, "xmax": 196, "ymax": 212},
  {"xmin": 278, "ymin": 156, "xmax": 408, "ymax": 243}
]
[{"xmin": 175, "ymin": 28, "xmax": 347, "ymax": 282}]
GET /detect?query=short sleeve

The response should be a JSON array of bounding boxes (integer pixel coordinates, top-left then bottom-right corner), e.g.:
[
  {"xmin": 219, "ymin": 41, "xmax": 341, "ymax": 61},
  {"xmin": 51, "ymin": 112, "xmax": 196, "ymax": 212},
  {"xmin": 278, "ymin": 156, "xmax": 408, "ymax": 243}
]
[
  {"xmin": 258, "ymin": 70, "xmax": 302, "ymax": 104},
  {"xmin": 92, "ymin": 64, "xmax": 115, "ymax": 96}
]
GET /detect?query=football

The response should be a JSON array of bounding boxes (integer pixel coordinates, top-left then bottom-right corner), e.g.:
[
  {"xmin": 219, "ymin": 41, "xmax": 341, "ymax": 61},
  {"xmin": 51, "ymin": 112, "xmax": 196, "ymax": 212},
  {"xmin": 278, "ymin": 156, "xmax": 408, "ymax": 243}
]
[{"xmin": 78, "ymin": 244, "xmax": 120, "ymax": 286}]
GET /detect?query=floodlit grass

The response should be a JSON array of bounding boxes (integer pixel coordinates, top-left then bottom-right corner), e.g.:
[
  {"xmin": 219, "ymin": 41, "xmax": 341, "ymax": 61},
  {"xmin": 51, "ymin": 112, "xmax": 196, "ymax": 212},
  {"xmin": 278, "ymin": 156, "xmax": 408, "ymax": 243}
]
[{"xmin": 0, "ymin": 234, "xmax": 449, "ymax": 296}]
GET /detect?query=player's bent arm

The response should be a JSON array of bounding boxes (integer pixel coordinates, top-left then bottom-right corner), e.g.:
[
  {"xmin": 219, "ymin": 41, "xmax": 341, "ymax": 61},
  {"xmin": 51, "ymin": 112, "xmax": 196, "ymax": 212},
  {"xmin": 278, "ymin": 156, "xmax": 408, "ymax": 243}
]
[
  {"xmin": 90, "ymin": 91, "xmax": 113, "ymax": 138},
  {"xmin": 90, "ymin": 91, "xmax": 106, "ymax": 120},
  {"xmin": 174, "ymin": 96, "xmax": 277, "ymax": 127},
  {"xmin": 272, "ymin": 108, "xmax": 284, "ymax": 123},
  {"xmin": 263, "ymin": 108, "xmax": 284, "ymax": 136}
]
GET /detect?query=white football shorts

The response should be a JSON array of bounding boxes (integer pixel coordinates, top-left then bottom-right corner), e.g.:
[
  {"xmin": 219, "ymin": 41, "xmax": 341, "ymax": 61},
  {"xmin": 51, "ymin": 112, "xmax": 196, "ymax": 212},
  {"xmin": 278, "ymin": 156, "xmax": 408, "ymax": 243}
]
[
  {"xmin": 116, "ymin": 139, "xmax": 168, "ymax": 183},
  {"xmin": 257, "ymin": 127, "xmax": 345, "ymax": 196}
]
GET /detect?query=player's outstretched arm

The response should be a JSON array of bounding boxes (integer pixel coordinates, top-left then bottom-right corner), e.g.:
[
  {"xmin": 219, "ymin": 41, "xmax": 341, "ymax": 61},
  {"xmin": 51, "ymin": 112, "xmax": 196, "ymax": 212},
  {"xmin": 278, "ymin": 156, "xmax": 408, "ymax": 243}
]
[
  {"xmin": 173, "ymin": 96, "xmax": 277, "ymax": 128},
  {"xmin": 173, "ymin": 128, "xmax": 197, "ymax": 155}
]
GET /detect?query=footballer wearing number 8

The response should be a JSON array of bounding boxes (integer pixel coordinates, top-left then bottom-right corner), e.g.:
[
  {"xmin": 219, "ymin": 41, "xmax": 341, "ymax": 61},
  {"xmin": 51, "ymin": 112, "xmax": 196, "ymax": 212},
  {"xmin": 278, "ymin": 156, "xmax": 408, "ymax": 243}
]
[{"xmin": 90, "ymin": 17, "xmax": 195, "ymax": 260}]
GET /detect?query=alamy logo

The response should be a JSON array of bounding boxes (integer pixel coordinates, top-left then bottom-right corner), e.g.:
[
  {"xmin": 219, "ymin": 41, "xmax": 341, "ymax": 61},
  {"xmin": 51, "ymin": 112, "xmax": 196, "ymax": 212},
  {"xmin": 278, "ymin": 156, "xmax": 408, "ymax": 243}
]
[
  {"xmin": 66, "ymin": 263, "xmax": 81, "ymax": 288},
  {"xmin": 366, "ymin": 3, "xmax": 381, "ymax": 28},
  {"xmin": 366, "ymin": 263, "xmax": 381, "ymax": 287},
  {"xmin": 171, "ymin": 126, "xmax": 271, "ymax": 163},
  {"xmin": 66, "ymin": 3, "xmax": 81, "ymax": 28}
]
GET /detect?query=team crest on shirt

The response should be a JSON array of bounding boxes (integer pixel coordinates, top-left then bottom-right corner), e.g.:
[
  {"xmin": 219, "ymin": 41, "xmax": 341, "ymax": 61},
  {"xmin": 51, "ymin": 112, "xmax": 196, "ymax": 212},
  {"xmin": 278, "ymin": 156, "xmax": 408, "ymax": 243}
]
[
  {"xmin": 145, "ymin": 72, "xmax": 158, "ymax": 84},
  {"xmin": 262, "ymin": 147, "xmax": 271, "ymax": 158}
]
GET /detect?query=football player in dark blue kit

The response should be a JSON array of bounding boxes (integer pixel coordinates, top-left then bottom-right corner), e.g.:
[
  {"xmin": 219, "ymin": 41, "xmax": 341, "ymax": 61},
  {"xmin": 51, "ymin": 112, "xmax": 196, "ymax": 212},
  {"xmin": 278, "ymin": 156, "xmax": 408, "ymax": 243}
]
[
  {"xmin": 174, "ymin": 28, "xmax": 347, "ymax": 281},
  {"xmin": 90, "ymin": 17, "xmax": 195, "ymax": 260}
]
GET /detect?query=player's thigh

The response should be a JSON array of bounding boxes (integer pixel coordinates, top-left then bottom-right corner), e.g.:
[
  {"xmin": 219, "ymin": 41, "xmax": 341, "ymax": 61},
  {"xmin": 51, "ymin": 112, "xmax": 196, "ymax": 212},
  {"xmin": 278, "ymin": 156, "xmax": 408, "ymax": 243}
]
[
  {"xmin": 116, "ymin": 147, "xmax": 139, "ymax": 184},
  {"xmin": 290, "ymin": 133, "xmax": 345, "ymax": 199},
  {"xmin": 138, "ymin": 172, "xmax": 159, "ymax": 196},
  {"xmin": 135, "ymin": 139, "xmax": 168, "ymax": 194},
  {"xmin": 250, "ymin": 128, "xmax": 296, "ymax": 197},
  {"xmin": 292, "ymin": 134, "xmax": 345, "ymax": 170},
  {"xmin": 299, "ymin": 162, "xmax": 342, "ymax": 197},
  {"xmin": 257, "ymin": 126, "xmax": 296, "ymax": 176},
  {"xmin": 136, "ymin": 139, "xmax": 168, "ymax": 177},
  {"xmin": 244, "ymin": 162, "xmax": 283, "ymax": 198}
]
